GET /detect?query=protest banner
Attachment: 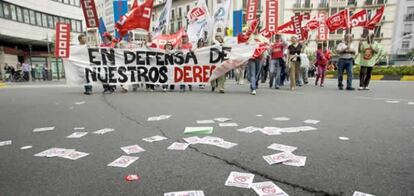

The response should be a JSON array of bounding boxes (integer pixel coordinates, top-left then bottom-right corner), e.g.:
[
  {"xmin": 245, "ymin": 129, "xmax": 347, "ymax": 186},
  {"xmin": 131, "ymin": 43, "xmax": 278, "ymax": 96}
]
[{"xmin": 63, "ymin": 44, "xmax": 256, "ymax": 86}]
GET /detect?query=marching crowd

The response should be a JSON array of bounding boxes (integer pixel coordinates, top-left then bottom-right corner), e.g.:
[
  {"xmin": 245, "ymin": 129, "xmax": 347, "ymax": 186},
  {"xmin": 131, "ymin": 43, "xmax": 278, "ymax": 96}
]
[{"xmin": 77, "ymin": 26, "xmax": 384, "ymax": 96}]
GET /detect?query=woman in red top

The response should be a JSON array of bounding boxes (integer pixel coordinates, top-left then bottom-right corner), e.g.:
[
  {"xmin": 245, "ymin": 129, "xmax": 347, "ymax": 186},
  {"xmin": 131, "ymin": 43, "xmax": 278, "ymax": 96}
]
[{"xmin": 315, "ymin": 43, "xmax": 330, "ymax": 87}]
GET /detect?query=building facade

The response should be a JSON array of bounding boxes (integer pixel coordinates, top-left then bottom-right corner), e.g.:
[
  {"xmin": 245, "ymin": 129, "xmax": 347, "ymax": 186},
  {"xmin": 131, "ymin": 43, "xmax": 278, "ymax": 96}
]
[
  {"xmin": 0, "ymin": 0, "xmax": 84, "ymax": 79},
  {"xmin": 391, "ymin": 0, "xmax": 414, "ymax": 57}
]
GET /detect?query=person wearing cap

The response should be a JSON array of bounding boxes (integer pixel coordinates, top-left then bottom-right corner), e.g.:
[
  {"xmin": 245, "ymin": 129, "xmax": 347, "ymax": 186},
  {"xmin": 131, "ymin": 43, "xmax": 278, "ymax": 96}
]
[
  {"xmin": 100, "ymin": 32, "xmax": 117, "ymax": 94},
  {"xmin": 211, "ymin": 29, "xmax": 226, "ymax": 93},
  {"xmin": 269, "ymin": 34, "xmax": 288, "ymax": 89},
  {"xmin": 178, "ymin": 33, "xmax": 193, "ymax": 92}
]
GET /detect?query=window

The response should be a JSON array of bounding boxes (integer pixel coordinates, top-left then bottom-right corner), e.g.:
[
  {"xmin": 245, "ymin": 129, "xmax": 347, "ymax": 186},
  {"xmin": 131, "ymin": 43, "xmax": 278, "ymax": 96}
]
[
  {"xmin": 10, "ymin": 5, "xmax": 16, "ymax": 20},
  {"xmin": 402, "ymin": 41, "xmax": 410, "ymax": 49},
  {"xmin": 178, "ymin": 21, "xmax": 182, "ymax": 29},
  {"xmin": 171, "ymin": 9, "xmax": 175, "ymax": 20},
  {"xmin": 29, "ymin": 10, "xmax": 36, "ymax": 25},
  {"xmin": 23, "ymin": 9, "xmax": 30, "ymax": 23},
  {"xmin": 408, "ymin": 7, "xmax": 414, "ymax": 15},
  {"xmin": 186, "ymin": 5, "xmax": 190, "ymax": 13},
  {"xmin": 404, "ymin": 24, "xmax": 412, "ymax": 34},
  {"xmin": 75, "ymin": 0, "xmax": 80, "ymax": 6},
  {"xmin": 60, "ymin": 17, "xmax": 65, "ymax": 23},
  {"xmin": 36, "ymin": 12, "xmax": 42, "ymax": 26},
  {"xmin": 71, "ymin": 19, "xmax": 77, "ymax": 32},
  {"xmin": 178, "ymin": 7, "xmax": 182, "ymax": 18},
  {"xmin": 54, "ymin": 16, "xmax": 59, "ymax": 26},
  {"xmin": 48, "ymin": 15, "xmax": 54, "ymax": 28},
  {"xmin": 76, "ymin": 20, "xmax": 82, "ymax": 32},
  {"xmin": 170, "ymin": 22, "xmax": 174, "ymax": 33},
  {"xmin": 3, "ymin": 3, "xmax": 10, "ymax": 19},
  {"xmin": 42, "ymin": 13, "xmax": 48, "ymax": 27},
  {"xmin": 16, "ymin": 7, "xmax": 22, "ymax": 22},
  {"xmin": 70, "ymin": 0, "xmax": 76, "ymax": 5}
]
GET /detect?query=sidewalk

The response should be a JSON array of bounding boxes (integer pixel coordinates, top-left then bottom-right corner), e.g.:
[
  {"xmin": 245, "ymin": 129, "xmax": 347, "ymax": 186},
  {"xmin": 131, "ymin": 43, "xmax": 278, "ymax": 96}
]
[
  {"xmin": 0, "ymin": 80, "xmax": 68, "ymax": 89},
  {"xmin": 325, "ymin": 74, "xmax": 414, "ymax": 81}
]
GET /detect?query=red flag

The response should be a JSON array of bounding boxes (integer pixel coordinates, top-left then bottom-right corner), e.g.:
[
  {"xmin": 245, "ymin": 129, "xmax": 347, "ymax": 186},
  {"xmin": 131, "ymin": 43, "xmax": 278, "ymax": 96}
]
[
  {"xmin": 365, "ymin": 6, "xmax": 385, "ymax": 30},
  {"xmin": 317, "ymin": 11, "xmax": 328, "ymax": 41},
  {"xmin": 265, "ymin": 0, "xmax": 279, "ymax": 32},
  {"xmin": 245, "ymin": 0, "xmax": 259, "ymax": 21},
  {"xmin": 259, "ymin": 29, "xmax": 273, "ymax": 39},
  {"xmin": 291, "ymin": 14, "xmax": 304, "ymax": 40},
  {"xmin": 151, "ymin": 28, "xmax": 185, "ymax": 49},
  {"xmin": 277, "ymin": 21, "xmax": 295, "ymax": 34},
  {"xmin": 325, "ymin": 9, "xmax": 349, "ymax": 32},
  {"xmin": 237, "ymin": 19, "xmax": 259, "ymax": 43},
  {"xmin": 115, "ymin": 0, "xmax": 154, "ymax": 38},
  {"xmin": 350, "ymin": 9, "xmax": 367, "ymax": 28},
  {"xmin": 55, "ymin": 23, "xmax": 71, "ymax": 58},
  {"xmin": 304, "ymin": 19, "xmax": 321, "ymax": 31},
  {"xmin": 80, "ymin": 0, "xmax": 99, "ymax": 28}
]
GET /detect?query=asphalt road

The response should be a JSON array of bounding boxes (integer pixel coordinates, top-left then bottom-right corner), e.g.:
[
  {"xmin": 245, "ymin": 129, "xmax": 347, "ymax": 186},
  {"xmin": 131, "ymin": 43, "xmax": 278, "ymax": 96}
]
[{"xmin": 0, "ymin": 79, "xmax": 413, "ymax": 196}]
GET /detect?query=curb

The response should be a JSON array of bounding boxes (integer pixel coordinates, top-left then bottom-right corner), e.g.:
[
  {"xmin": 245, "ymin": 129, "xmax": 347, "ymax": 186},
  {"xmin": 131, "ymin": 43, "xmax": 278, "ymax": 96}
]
[{"xmin": 325, "ymin": 75, "xmax": 414, "ymax": 81}]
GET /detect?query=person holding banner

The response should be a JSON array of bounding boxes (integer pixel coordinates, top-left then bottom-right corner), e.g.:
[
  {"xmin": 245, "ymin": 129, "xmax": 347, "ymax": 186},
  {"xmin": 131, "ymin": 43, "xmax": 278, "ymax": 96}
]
[
  {"xmin": 100, "ymin": 32, "xmax": 117, "ymax": 93},
  {"xmin": 269, "ymin": 34, "xmax": 288, "ymax": 89},
  {"xmin": 287, "ymin": 36, "xmax": 302, "ymax": 91},
  {"xmin": 163, "ymin": 41, "xmax": 175, "ymax": 92},
  {"xmin": 336, "ymin": 34, "xmax": 356, "ymax": 91},
  {"xmin": 78, "ymin": 34, "xmax": 93, "ymax": 95},
  {"xmin": 178, "ymin": 33, "xmax": 193, "ymax": 92},
  {"xmin": 211, "ymin": 30, "xmax": 227, "ymax": 93},
  {"xmin": 358, "ymin": 33, "xmax": 385, "ymax": 90}
]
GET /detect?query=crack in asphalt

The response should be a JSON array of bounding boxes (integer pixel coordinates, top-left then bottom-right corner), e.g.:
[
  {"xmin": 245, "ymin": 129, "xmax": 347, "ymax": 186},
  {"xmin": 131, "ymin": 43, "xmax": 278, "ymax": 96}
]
[
  {"xmin": 102, "ymin": 94, "xmax": 342, "ymax": 196},
  {"xmin": 187, "ymin": 146, "xmax": 343, "ymax": 196}
]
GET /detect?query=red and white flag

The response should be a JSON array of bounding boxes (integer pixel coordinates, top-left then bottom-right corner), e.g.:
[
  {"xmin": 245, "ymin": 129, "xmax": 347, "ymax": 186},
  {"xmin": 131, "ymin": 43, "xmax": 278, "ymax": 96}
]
[
  {"xmin": 365, "ymin": 5, "xmax": 385, "ymax": 30},
  {"xmin": 317, "ymin": 11, "xmax": 329, "ymax": 41},
  {"xmin": 151, "ymin": 28, "xmax": 185, "ymax": 49},
  {"xmin": 245, "ymin": 0, "xmax": 259, "ymax": 21},
  {"xmin": 115, "ymin": 0, "xmax": 154, "ymax": 38},
  {"xmin": 325, "ymin": 9, "xmax": 349, "ymax": 32},
  {"xmin": 55, "ymin": 23, "xmax": 70, "ymax": 58},
  {"xmin": 304, "ymin": 18, "xmax": 321, "ymax": 31},
  {"xmin": 350, "ymin": 9, "xmax": 367, "ymax": 28},
  {"xmin": 265, "ymin": 0, "xmax": 279, "ymax": 32},
  {"xmin": 80, "ymin": 0, "xmax": 99, "ymax": 28},
  {"xmin": 291, "ymin": 14, "xmax": 304, "ymax": 40},
  {"xmin": 277, "ymin": 21, "xmax": 295, "ymax": 34}
]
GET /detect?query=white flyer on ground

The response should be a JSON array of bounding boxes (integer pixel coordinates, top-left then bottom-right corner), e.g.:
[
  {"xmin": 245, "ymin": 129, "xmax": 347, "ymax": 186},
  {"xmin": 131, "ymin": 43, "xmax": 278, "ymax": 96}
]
[
  {"xmin": 20, "ymin": 146, "xmax": 32, "ymax": 150},
  {"xmin": 386, "ymin": 100, "xmax": 400, "ymax": 104},
  {"xmin": 303, "ymin": 119, "xmax": 320, "ymax": 124},
  {"xmin": 263, "ymin": 152, "xmax": 294, "ymax": 165},
  {"xmin": 352, "ymin": 191, "xmax": 376, "ymax": 196},
  {"xmin": 267, "ymin": 143, "xmax": 297, "ymax": 152},
  {"xmin": 183, "ymin": 136, "xmax": 203, "ymax": 144},
  {"xmin": 224, "ymin": 171, "xmax": 255, "ymax": 189},
  {"xmin": 142, "ymin": 135, "xmax": 168, "ymax": 142},
  {"xmin": 66, "ymin": 132, "xmax": 88, "ymax": 138},
  {"xmin": 408, "ymin": 102, "xmax": 414, "ymax": 105},
  {"xmin": 164, "ymin": 190, "xmax": 205, "ymax": 196},
  {"xmin": 272, "ymin": 117, "xmax": 290, "ymax": 121},
  {"xmin": 93, "ymin": 128, "xmax": 115, "ymax": 135},
  {"xmin": 33, "ymin": 127, "xmax": 55, "ymax": 132},
  {"xmin": 75, "ymin": 101, "xmax": 86, "ymax": 105},
  {"xmin": 214, "ymin": 117, "xmax": 232, "ymax": 122},
  {"xmin": 219, "ymin": 123, "xmax": 238, "ymax": 127},
  {"xmin": 0, "ymin": 140, "xmax": 12, "ymax": 147},
  {"xmin": 199, "ymin": 136, "xmax": 224, "ymax": 145},
  {"xmin": 237, "ymin": 126, "xmax": 261, "ymax": 133},
  {"xmin": 167, "ymin": 142, "xmax": 190, "ymax": 150},
  {"xmin": 299, "ymin": 126, "xmax": 318, "ymax": 131},
  {"xmin": 339, "ymin": 137, "xmax": 350, "ymax": 141},
  {"xmin": 279, "ymin": 127, "xmax": 301, "ymax": 133},
  {"xmin": 34, "ymin": 148, "xmax": 75, "ymax": 158},
  {"xmin": 214, "ymin": 141, "xmax": 238, "ymax": 149},
  {"xmin": 121, "ymin": 144, "xmax": 145, "ymax": 154},
  {"xmin": 74, "ymin": 127, "xmax": 85, "ymax": 130},
  {"xmin": 256, "ymin": 114, "xmax": 263, "ymax": 117},
  {"xmin": 107, "ymin": 155, "xmax": 139, "ymax": 168},
  {"xmin": 197, "ymin": 120, "xmax": 215, "ymax": 124},
  {"xmin": 148, "ymin": 115, "xmax": 171, "ymax": 121},
  {"xmin": 283, "ymin": 155, "xmax": 307, "ymax": 167},
  {"xmin": 260, "ymin": 127, "xmax": 281, "ymax": 135},
  {"xmin": 60, "ymin": 151, "xmax": 89, "ymax": 160},
  {"xmin": 251, "ymin": 181, "xmax": 289, "ymax": 196}
]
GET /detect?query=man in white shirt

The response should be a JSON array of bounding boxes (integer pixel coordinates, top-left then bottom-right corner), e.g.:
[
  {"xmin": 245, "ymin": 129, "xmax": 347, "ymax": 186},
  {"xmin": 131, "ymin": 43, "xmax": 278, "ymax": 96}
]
[{"xmin": 336, "ymin": 34, "xmax": 356, "ymax": 90}]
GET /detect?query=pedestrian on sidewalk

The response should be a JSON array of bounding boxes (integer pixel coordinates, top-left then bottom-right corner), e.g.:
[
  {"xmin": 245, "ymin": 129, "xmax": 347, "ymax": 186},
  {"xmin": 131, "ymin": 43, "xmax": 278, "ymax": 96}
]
[
  {"xmin": 336, "ymin": 34, "xmax": 356, "ymax": 90},
  {"xmin": 22, "ymin": 61, "xmax": 31, "ymax": 82},
  {"xmin": 358, "ymin": 33, "xmax": 385, "ymax": 90},
  {"xmin": 315, "ymin": 43, "xmax": 330, "ymax": 87}
]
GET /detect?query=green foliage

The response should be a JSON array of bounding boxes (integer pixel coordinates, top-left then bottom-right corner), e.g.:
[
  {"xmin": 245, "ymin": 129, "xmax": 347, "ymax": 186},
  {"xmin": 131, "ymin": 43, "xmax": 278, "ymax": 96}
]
[{"xmin": 326, "ymin": 65, "xmax": 414, "ymax": 76}]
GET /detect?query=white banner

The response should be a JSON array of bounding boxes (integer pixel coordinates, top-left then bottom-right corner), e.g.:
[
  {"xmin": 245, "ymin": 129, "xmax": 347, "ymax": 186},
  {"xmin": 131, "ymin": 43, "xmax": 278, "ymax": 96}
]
[
  {"xmin": 63, "ymin": 44, "xmax": 256, "ymax": 86},
  {"xmin": 152, "ymin": 0, "xmax": 172, "ymax": 37},
  {"xmin": 187, "ymin": 0, "xmax": 213, "ymax": 46}
]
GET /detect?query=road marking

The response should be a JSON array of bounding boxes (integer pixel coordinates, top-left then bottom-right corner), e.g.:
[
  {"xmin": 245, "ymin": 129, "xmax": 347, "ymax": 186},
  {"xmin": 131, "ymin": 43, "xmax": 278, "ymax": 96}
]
[{"xmin": 357, "ymin": 96, "xmax": 413, "ymax": 102}]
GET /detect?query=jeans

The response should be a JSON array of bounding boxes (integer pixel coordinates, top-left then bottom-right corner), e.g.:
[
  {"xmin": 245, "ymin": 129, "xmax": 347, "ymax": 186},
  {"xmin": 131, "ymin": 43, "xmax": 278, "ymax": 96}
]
[
  {"xmin": 248, "ymin": 59, "xmax": 262, "ymax": 91},
  {"xmin": 269, "ymin": 59, "xmax": 282, "ymax": 88},
  {"xmin": 337, "ymin": 58, "xmax": 353, "ymax": 88},
  {"xmin": 359, "ymin": 66, "xmax": 373, "ymax": 87},
  {"xmin": 23, "ymin": 71, "xmax": 30, "ymax": 81},
  {"xmin": 315, "ymin": 65, "xmax": 327, "ymax": 85}
]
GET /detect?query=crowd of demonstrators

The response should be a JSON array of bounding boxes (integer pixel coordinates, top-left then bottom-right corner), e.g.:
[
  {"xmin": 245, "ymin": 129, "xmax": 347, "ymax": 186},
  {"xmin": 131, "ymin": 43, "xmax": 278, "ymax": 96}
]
[{"xmin": 75, "ymin": 28, "xmax": 386, "ymax": 96}]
